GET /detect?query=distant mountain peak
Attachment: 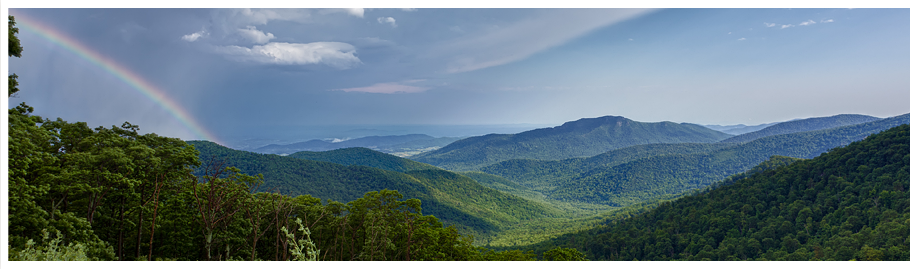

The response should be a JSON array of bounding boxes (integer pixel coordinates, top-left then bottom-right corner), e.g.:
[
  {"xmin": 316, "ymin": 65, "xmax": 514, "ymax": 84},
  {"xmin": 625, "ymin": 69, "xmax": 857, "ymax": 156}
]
[{"xmin": 412, "ymin": 115, "xmax": 732, "ymax": 170}]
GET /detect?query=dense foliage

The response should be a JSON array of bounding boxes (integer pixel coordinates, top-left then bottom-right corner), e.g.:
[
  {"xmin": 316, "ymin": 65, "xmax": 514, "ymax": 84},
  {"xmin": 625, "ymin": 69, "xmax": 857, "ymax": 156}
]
[
  {"xmin": 720, "ymin": 114, "xmax": 879, "ymax": 143},
  {"xmin": 522, "ymin": 125, "xmax": 910, "ymax": 260},
  {"xmin": 8, "ymin": 15, "xmax": 23, "ymax": 96},
  {"xmin": 481, "ymin": 142, "xmax": 735, "ymax": 194},
  {"xmin": 411, "ymin": 116, "xmax": 733, "ymax": 171}
]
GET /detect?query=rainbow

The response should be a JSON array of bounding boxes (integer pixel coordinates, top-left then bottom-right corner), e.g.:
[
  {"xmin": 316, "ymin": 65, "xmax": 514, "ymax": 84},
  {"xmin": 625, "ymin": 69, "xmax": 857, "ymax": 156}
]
[{"xmin": 14, "ymin": 14, "xmax": 224, "ymax": 146}]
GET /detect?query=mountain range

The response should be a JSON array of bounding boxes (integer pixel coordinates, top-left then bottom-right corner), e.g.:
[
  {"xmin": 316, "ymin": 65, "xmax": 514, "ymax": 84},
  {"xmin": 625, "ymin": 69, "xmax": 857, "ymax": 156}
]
[
  {"xmin": 719, "ymin": 114, "xmax": 880, "ymax": 143},
  {"xmin": 519, "ymin": 124, "xmax": 909, "ymax": 260},
  {"xmin": 411, "ymin": 116, "xmax": 734, "ymax": 171},
  {"xmin": 703, "ymin": 122, "xmax": 781, "ymax": 135},
  {"xmin": 188, "ymin": 112, "xmax": 907, "ymax": 250},
  {"xmin": 253, "ymin": 134, "xmax": 463, "ymax": 156},
  {"xmin": 481, "ymin": 113, "xmax": 908, "ymax": 206}
]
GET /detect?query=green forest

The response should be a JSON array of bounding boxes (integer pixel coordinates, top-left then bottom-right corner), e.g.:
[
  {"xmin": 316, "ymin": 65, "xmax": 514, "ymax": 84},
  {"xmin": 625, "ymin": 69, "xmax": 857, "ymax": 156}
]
[
  {"xmin": 516, "ymin": 125, "xmax": 910, "ymax": 260},
  {"xmin": 6, "ymin": 15, "xmax": 910, "ymax": 262}
]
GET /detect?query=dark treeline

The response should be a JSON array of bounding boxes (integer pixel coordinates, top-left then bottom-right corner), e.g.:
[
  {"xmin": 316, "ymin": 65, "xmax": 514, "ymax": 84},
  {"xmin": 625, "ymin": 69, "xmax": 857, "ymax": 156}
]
[{"xmin": 518, "ymin": 125, "xmax": 910, "ymax": 260}]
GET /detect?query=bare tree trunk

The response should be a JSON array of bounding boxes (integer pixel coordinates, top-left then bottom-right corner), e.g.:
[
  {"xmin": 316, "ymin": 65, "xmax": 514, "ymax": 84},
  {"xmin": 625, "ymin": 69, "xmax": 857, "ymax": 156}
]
[
  {"xmin": 206, "ymin": 229, "xmax": 213, "ymax": 261},
  {"xmin": 147, "ymin": 179, "xmax": 163, "ymax": 261},
  {"xmin": 136, "ymin": 183, "xmax": 145, "ymax": 259},
  {"xmin": 118, "ymin": 197, "xmax": 125, "ymax": 260}
]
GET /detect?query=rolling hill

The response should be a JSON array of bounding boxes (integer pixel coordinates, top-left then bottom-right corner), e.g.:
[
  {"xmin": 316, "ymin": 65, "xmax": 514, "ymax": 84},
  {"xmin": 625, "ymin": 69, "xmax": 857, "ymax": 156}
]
[
  {"xmin": 186, "ymin": 141, "xmax": 563, "ymax": 241},
  {"xmin": 411, "ymin": 116, "xmax": 734, "ymax": 171},
  {"xmin": 480, "ymin": 142, "xmax": 736, "ymax": 194},
  {"xmin": 546, "ymin": 114, "xmax": 909, "ymax": 205},
  {"xmin": 287, "ymin": 147, "xmax": 439, "ymax": 173},
  {"xmin": 704, "ymin": 122, "xmax": 780, "ymax": 135},
  {"xmin": 720, "ymin": 114, "xmax": 880, "ymax": 144},
  {"xmin": 254, "ymin": 134, "xmax": 462, "ymax": 155},
  {"xmin": 521, "ymin": 124, "xmax": 909, "ymax": 260}
]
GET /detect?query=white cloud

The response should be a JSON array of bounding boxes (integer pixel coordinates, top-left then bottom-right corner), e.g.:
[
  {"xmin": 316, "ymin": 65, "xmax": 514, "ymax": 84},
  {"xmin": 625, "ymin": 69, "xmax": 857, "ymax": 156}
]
[
  {"xmin": 345, "ymin": 8, "xmax": 364, "ymax": 18},
  {"xmin": 799, "ymin": 20, "xmax": 816, "ymax": 26},
  {"xmin": 780, "ymin": 24, "xmax": 794, "ymax": 29},
  {"xmin": 628, "ymin": 38, "xmax": 633, "ymax": 41},
  {"xmin": 738, "ymin": 37, "xmax": 746, "ymax": 41},
  {"xmin": 377, "ymin": 17, "xmax": 397, "ymax": 28},
  {"xmin": 430, "ymin": 9, "xmax": 654, "ymax": 73},
  {"xmin": 821, "ymin": 19, "xmax": 834, "ymax": 23},
  {"xmin": 215, "ymin": 42, "xmax": 361, "ymax": 69},
  {"xmin": 181, "ymin": 28, "xmax": 207, "ymax": 42},
  {"xmin": 401, "ymin": 8, "xmax": 417, "ymax": 12},
  {"xmin": 764, "ymin": 22, "xmax": 776, "ymax": 27},
  {"xmin": 237, "ymin": 26, "xmax": 275, "ymax": 44},
  {"xmin": 333, "ymin": 82, "xmax": 429, "ymax": 94}
]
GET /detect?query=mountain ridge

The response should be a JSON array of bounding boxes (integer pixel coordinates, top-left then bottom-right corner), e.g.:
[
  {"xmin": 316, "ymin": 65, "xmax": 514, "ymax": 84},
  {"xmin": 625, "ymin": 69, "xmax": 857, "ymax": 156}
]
[
  {"xmin": 521, "ymin": 124, "xmax": 910, "ymax": 260},
  {"xmin": 412, "ymin": 115, "xmax": 733, "ymax": 171},
  {"xmin": 719, "ymin": 114, "xmax": 880, "ymax": 144}
]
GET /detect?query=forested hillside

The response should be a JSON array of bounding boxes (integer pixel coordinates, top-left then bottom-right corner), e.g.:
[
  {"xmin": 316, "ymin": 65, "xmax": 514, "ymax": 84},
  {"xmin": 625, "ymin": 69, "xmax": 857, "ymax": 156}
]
[
  {"xmin": 720, "ymin": 114, "xmax": 879, "ymax": 143},
  {"xmin": 188, "ymin": 141, "xmax": 563, "ymax": 240},
  {"xmin": 520, "ymin": 124, "xmax": 909, "ymax": 260},
  {"xmin": 412, "ymin": 116, "xmax": 733, "ymax": 171},
  {"xmin": 547, "ymin": 113, "xmax": 909, "ymax": 205},
  {"xmin": 474, "ymin": 114, "xmax": 907, "ymax": 206},
  {"xmin": 481, "ymin": 142, "xmax": 736, "ymax": 194},
  {"xmin": 288, "ymin": 147, "xmax": 439, "ymax": 173}
]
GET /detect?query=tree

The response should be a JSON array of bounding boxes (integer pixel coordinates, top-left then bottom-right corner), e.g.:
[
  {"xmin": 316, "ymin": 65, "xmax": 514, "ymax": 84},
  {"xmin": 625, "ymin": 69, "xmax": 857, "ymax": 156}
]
[
  {"xmin": 189, "ymin": 158, "xmax": 262, "ymax": 260},
  {"xmin": 6, "ymin": 22, "xmax": 115, "ymax": 260},
  {"xmin": 542, "ymin": 247, "xmax": 588, "ymax": 261},
  {"xmin": 9, "ymin": 15, "xmax": 23, "ymax": 96}
]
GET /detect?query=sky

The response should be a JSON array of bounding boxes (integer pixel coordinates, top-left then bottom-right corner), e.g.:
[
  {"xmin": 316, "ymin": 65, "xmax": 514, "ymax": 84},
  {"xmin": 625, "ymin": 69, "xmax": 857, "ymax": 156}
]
[{"xmin": 4, "ymin": 4, "xmax": 912, "ymax": 146}]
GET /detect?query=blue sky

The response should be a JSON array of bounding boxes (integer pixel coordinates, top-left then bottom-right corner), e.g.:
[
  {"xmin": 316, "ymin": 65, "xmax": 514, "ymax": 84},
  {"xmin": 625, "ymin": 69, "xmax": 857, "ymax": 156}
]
[{"xmin": 4, "ymin": 5, "xmax": 911, "ymax": 143}]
